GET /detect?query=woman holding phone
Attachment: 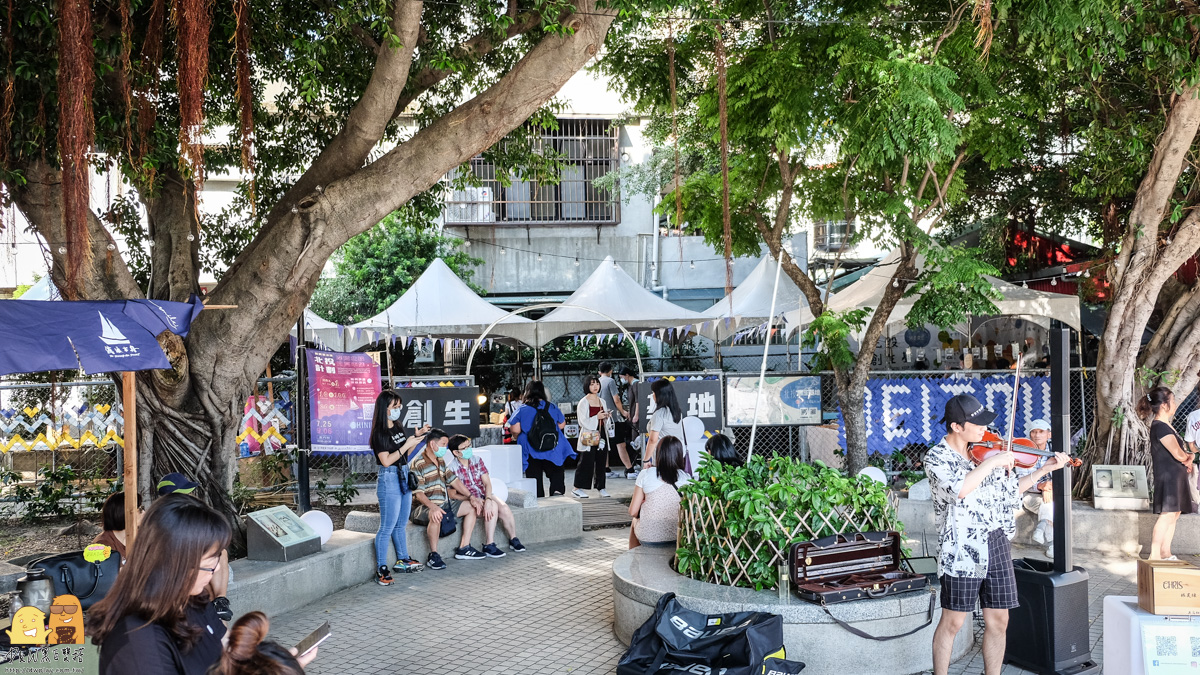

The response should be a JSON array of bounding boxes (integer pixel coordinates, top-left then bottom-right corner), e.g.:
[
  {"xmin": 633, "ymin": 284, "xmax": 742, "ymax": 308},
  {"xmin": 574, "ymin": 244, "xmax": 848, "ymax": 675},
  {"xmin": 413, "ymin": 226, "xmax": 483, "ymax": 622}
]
[
  {"xmin": 370, "ymin": 389, "xmax": 431, "ymax": 587},
  {"xmin": 574, "ymin": 375, "xmax": 613, "ymax": 498}
]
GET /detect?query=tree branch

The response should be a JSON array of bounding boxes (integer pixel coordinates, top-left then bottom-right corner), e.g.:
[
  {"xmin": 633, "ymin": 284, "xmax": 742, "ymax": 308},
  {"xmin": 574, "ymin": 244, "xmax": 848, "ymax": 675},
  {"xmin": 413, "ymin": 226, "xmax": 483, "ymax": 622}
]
[
  {"xmin": 10, "ymin": 159, "xmax": 143, "ymax": 301},
  {"xmin": 265, "ymin": 0, "xmax": 425, "ymax": 224},
  {"xmin": 144, "ymin": 167, "xmax": 202, "ymax": 302},
  {"xmin": 390, "ymin": 10, "xmax": 544, "ymax": 120}
]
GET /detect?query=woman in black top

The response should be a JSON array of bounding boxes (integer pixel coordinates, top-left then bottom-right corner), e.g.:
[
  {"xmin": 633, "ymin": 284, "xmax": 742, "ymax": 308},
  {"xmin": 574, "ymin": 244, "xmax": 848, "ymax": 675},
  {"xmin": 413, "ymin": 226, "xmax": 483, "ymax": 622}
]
[
  {"xmin": 1140, "ymin": 386, "xmax": 1195, "ymax": 560},
  {"xmin": 370, "ymin": 389, "xmax": 431, "ymax": 586},
  {"xmin": 90, "ymin": 495, "xmax": 234, "ymax": 675}
]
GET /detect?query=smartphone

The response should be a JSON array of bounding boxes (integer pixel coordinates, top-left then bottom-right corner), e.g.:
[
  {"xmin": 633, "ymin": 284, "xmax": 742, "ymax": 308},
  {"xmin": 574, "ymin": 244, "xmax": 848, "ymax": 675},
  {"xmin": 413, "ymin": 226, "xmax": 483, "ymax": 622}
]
[{"xmin": 294, "ymin": 621, "xmax": 331, "ymax": 657}]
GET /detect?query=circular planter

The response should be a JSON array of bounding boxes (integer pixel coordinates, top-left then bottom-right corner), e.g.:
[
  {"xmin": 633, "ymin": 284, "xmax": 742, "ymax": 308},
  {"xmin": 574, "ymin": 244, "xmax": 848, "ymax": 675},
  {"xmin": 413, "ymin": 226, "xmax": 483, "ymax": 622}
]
[{"xmin": 612, "ymin": 546, "xmax": 974, "ymax": 675}]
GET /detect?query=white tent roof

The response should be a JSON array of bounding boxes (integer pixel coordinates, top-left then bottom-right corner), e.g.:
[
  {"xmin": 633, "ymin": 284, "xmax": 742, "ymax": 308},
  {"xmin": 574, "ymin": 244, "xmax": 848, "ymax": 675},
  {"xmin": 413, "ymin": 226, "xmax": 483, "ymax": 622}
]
[
  {"xmin": 701, "ymin": 255, "xmax": 807, "ymax": 340},
  {"xmin": 289, "ymin": 309, "xmax": 375, "ymax": 351},
  {"xmin": 20, "ymin": 276, "xmax": 60, "ymax": 301},
  {"xmin": 784, "ymin": 249, "xmax": 1081, "ymax": 333},
  {"xmin": 351, "ymin": 258, "xmax": 536, "ymax": 344},
  {"xmin": 534, "ymin": 256, "xmax": 709, "ymax": 345}
]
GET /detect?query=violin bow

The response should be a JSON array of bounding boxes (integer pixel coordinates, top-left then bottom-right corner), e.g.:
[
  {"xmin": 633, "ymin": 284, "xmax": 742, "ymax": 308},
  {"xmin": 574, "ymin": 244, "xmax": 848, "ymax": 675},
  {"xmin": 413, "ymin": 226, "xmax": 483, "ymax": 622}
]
[{"xmin": 1004, "ymin": 355, "xmax": 1023, "ymax": 473}]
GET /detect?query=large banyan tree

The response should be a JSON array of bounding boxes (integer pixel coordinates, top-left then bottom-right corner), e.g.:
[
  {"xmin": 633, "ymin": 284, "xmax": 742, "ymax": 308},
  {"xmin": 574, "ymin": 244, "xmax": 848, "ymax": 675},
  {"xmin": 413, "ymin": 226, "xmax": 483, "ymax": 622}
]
[{"xmin": 1, "ymin": 0, "xmax": 617, "ymax": 530}]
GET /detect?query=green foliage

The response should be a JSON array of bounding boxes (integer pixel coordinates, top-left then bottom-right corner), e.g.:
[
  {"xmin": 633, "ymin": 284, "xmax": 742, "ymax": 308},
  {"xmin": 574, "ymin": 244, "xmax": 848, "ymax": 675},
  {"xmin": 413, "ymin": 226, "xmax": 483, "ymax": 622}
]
[
  {"xmin": 676, "ymin": 455, "xmax": 901, "ymax": 591},
  {"xmin": 3, "ymin": 464, "xmax": 112, "ymax": 523},
  {"xmin": 903, "ymin": 243, "xmax": 1003, "ymax": 330},
  {"xmin": 1137, "ymin": 366, "xmax": 1181, "ymax": 389},
  {"xmin": 316, "ymin": 470, "xmax": 360, "ymax": 507},
  {"xmin": 310, "ymin": 210, "xmax": 483, "ymax": 325},
  {"xmin": 802, "ymin": 308, "xmax": 870, "ymax": 371}
]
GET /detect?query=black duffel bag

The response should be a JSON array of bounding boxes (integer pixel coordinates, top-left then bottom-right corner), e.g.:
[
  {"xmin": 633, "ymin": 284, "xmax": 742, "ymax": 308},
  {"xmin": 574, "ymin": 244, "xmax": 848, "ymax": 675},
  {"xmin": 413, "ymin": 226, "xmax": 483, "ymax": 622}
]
[
  {"xmin": 617, "ymin": 592, "xmax": 805, "ymax": 675},
  {"xmin": 33, "ymin": 548, "xmax": 121, "ymax": 610}
]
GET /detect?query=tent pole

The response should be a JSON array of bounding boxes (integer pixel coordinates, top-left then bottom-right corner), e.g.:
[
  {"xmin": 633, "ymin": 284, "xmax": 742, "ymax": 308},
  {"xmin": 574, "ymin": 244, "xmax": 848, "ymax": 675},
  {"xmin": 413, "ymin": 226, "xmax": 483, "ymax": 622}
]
[
  {"xmin": 747, "ymin": 255, "xmax": 784, "ymax": 460},
  {"xmin": 122, "ymin": 371, "xmax": 138, "ymax": 546}
]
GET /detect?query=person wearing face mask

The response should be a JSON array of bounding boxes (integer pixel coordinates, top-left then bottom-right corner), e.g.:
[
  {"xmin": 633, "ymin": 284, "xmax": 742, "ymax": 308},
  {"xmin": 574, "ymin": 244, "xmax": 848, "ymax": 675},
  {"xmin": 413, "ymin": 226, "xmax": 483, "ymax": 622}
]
[
  {"xmin": 369, "ymin": 389, "xmax": 431, "ymax": 587},
  {"xmin": 446, "ymin": 434, "xmax": 526, "ymax": 557},
  {"xmin": 409, "ymin": 428, "xmax": 481, "ymax": 569}
]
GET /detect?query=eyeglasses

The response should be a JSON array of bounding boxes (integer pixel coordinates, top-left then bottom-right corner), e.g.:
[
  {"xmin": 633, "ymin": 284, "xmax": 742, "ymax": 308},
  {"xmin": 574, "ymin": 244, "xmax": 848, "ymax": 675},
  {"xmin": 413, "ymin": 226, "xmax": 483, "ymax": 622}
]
[
  {"xmin": 198, "ymin": 565, "xmax": 217, "ymax": 574},
  {"xmin": 50, "ymin": 605, "xmax": 79, "ymax": 615}
]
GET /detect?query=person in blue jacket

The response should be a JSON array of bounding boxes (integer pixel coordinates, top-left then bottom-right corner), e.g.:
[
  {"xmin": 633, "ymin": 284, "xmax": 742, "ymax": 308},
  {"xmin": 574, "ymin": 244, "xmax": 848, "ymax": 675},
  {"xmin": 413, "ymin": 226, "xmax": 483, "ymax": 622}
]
[{"xmin": 508, "ymin": 380, "xmax": 576, "ymax": 497}]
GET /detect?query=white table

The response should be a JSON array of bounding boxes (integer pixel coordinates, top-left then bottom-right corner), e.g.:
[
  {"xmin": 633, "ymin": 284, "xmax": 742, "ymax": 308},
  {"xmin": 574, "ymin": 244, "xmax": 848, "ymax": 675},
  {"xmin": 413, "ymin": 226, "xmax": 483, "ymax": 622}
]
[{"xmin": 1105, "ymin": 595, "xmax": 1200, "ymax": 675}]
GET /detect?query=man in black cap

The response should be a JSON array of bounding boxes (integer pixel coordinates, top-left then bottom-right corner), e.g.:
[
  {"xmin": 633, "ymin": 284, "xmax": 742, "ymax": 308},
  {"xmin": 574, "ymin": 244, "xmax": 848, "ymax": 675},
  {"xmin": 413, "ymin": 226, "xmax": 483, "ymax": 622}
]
[{"xmin": 926, "ymin": 394, "xmax": 1070, "ymax": 675}]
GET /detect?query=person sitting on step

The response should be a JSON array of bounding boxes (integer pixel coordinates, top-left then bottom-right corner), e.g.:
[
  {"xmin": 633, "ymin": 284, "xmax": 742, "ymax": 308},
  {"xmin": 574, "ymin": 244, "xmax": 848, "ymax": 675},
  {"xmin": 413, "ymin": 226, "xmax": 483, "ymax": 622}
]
[
  {"xmin": 446, "ymin": 434, "xmax": 526, "ymax": 556},
  {"xmin": 410, "ymin": 429, "xmax": 483, "ymax": 569}
]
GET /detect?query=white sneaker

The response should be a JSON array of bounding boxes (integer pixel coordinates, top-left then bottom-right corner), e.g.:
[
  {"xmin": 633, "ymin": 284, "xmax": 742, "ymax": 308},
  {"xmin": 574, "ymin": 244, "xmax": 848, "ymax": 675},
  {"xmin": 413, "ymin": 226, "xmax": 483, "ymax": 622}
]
[
  {"xmin": 606, "ymin": 470, "xmax": 623, "ymax": 479},
  {"xmin": 1046, "ymin": 545, "xmax": 1054, "ymax": 558},
  {"xmin": 571, "ymin": 489, "xmax": 590, "ymax": 499},
  {"xmin": 1032, "ymin": 521, "xmax": 1047, "ymax": 545},
  {"xmin": 599, "ymin": 489, "xmax": 610, "ymax": 497}
]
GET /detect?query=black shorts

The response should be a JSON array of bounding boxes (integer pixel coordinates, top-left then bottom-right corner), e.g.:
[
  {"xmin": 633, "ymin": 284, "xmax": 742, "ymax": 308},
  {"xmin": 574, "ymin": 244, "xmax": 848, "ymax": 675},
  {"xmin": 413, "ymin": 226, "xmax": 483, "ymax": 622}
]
[
  {"xmin": 939, "ymin": 529, "xmax": 1019, "ymax": 612},
  {"xmin": 614, "ymin": 420, "xmax": 632, "ymax": 444}
]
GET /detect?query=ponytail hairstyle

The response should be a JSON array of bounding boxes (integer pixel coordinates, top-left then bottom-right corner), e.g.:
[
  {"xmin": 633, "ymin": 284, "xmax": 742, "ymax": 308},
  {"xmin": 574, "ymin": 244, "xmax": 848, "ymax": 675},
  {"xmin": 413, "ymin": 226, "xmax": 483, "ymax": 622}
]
[
  {"xmin": 215, "ymin": 611, "xmax": 305, "ymax": 675},
  {"xmin": 1136, "ymin": 386, "xmax": 1174, "ymax": 420}
]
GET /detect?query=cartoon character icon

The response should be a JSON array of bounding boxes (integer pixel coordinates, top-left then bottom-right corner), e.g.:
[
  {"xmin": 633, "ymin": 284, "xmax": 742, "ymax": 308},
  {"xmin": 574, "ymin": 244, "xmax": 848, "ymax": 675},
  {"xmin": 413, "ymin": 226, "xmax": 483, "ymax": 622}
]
[
  {"xmin": 83, "ymin": 543, "xmax": 112, "ymax": 564},
  {"xmin": 47, "ymin": 594, "xmax": 84, "ymax": 645},
  {"xmin": 5, "ymin": 606, "xmax": 49, "ymax": 645}
]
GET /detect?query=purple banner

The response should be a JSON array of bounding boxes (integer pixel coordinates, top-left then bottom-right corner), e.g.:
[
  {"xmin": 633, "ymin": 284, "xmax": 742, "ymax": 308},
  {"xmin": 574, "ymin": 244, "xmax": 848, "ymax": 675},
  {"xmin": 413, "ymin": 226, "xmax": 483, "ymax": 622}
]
[{"xmin": 306, "ymin": 350, "xmax": 381, "ymax": 454}]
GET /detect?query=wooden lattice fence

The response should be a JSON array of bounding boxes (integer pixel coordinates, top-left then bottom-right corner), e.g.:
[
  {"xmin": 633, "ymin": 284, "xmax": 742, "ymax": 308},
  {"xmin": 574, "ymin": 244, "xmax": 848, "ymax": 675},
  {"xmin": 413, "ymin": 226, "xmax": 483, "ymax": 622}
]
[{"xmin": 677, "ymin": 490, "xmax": 902, "ymax": 589}]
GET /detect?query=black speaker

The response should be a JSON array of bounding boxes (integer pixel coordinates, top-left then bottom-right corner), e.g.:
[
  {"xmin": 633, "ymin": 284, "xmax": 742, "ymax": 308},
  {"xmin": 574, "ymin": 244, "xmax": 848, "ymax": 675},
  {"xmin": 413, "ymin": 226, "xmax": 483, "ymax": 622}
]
[{"xmin": 1005, "ymin": 557, "xmax": 1100, "ymax": 675}]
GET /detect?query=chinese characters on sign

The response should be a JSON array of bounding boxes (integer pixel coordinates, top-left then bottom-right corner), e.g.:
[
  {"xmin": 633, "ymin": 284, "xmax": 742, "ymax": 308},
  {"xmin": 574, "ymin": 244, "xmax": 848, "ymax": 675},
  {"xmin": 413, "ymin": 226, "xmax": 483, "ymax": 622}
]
[
  {"xmin": 726, "ymin": 376, "xmax": 822, "ymax": 426},
  {"xmin": 636, "ymin": 376, "xmax": 724, "ymax": 435},
  {"xmin": 393, "ymin": 384, "xmax": 481, "ymax": 438},
  {"xmin": 306, "ymin": 350, "xmax": 382, "ymax": 454}
]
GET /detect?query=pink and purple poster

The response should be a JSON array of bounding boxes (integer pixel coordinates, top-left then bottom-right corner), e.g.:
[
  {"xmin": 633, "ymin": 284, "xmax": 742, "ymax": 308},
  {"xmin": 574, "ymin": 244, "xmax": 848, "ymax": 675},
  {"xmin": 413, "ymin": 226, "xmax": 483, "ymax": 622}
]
[{"xmin": 306, "ymin": 349, "xmax": 381, "ymax": 454}]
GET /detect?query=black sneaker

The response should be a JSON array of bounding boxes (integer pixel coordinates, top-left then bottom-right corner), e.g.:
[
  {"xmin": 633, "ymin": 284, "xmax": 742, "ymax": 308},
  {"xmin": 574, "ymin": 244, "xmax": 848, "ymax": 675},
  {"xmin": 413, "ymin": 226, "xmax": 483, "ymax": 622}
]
[
  {"xmin": 375, "ymin": 565, "xmax": 394, "ymax": 586},
  {"xmin": 482, "ymin": 543, "xmax": 506, "ymax": 558},
  {"xmin": 213, "ymin": 596, "xmax": 233, "ymax": 621},
  {"xmin": 454, "ymin": 545, "xmax": 486, "ymax": 560},
  {"xmin": 426, "ymin": 552, "xmax": 447, "ymax": 570},
  {"xmin": 509, "ymin": 537, "xmax": 527, "ymax": 552}
]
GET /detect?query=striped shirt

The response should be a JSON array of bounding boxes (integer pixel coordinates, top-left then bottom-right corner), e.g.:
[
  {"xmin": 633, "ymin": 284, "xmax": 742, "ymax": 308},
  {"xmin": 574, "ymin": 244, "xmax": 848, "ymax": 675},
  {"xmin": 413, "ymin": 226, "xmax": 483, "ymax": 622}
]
[{"xmin": 410, "ymin": 451, "xmax": 458, "ymax": 506}]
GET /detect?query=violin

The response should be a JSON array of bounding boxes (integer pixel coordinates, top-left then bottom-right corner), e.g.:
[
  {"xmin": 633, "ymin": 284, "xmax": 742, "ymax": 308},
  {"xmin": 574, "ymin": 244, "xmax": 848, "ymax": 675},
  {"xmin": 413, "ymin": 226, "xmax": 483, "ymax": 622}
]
[{"xmin": 967, "ymin": 431, "xmax": 1083, "ymax": 468}]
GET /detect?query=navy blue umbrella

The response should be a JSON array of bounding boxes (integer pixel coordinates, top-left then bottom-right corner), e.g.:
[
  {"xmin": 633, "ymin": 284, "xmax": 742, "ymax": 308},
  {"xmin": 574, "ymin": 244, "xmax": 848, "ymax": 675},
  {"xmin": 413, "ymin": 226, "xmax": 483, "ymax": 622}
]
[{"xmin": 0, "ymin": 297, "xmax": 203, "ymax": 376}]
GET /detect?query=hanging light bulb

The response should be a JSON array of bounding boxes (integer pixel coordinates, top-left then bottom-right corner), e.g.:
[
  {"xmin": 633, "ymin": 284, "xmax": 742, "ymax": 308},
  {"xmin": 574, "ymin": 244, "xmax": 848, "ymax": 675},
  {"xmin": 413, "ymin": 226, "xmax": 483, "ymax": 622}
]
[
  {"xmin": 464, "ymin": 238, "xmax": 472, "ymax": 247},
  {"xmin": 537, "ymin": 253, "xmax": 543, "ymax": 262},
  {"xmin": 892, "ymin": 279, "xmax": 899, "ymax": 288},
  {"xmin": 106, "ymin": 243, "xmax": 116, "ymax": 251},
  {"xmin": 613, "ymin": 260, "xmax": 619, "ymax": 269},
  {"xmin": 500, "ymin": 247, "xmax": 506, "ymax": 255},
  {"xmin": 1022, "ymin": 280, "xmax": 1028, "ymax": 288},
  {"xmin": 1050, "ymin": 277, "xmax": 1058, "ymax": 286},
  {"xmin": 1083, "ymin": 268, "xmax": 1090, "ymax": 278},
  {"xmin": 690, "ymin": 260, "xmax": 695, "ymax": 270},
  {"xmin": 57, "ymin": 246, "xmax": 67, "ymax": 255},
  {"xmin": 574, "ymin": 257, "xmax": 580, "ymax": 267}
]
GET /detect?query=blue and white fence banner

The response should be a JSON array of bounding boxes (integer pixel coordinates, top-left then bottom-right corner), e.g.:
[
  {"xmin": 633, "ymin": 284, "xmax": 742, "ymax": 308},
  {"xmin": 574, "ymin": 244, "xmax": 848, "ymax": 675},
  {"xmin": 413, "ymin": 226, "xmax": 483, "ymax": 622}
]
[{"xmin": 840, "ymin": 374, "xmax": 1051, "ymax": 454}]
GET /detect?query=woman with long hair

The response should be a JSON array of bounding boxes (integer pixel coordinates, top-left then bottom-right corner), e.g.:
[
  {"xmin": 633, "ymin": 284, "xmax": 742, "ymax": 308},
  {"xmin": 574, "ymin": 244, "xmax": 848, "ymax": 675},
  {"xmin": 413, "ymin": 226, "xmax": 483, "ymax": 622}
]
[
  {"xmin": 628, "ymin": 435, "xmax": 691, "ymax": 549},
  {"xmin": 211, "ymin": 611, "xmax": 313, "ymax": 675},
  {"xmin": 1139, "ymin": 386, "xmax": 1194, "ymax": 560},
  {"xmin": 90, "ymin": 496, "xmax": 232, "ymax": 675},
  {"xmin": 508, "ymin": 380, "xmax": 576, "ymax": 497},
  {"xmin": 93, "ymin": 491, "xmax": 143, "ymax": 564},
  {"xmin": 573, "ymin": 375, "xmax": 613, "ymax": 498},
  {"xmin": 369, "ymin": 389, "xmax": 431, "ymax": 586},
  {"xmin": 645, "ymin": 379, "xmax": 684, "ymax": 467},
  {"xmin": 703, "ymin": 433, "xmax": 741, "ymax": 468}
]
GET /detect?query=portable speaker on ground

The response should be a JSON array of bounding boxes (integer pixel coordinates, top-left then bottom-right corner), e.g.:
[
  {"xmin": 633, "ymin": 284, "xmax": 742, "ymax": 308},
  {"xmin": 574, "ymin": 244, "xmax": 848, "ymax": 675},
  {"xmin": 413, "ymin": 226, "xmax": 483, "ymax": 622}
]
[{"xmin": 1005, "ymin": 557, "xmax": 1100, "ymax": 675}]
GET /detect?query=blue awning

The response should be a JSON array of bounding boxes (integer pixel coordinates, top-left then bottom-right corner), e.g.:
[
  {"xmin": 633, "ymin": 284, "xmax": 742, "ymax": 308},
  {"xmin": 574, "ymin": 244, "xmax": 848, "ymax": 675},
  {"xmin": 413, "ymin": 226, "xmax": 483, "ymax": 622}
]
[{"xmin": 0, "ymin": 297, "xmax": 203, "ymax": 376}]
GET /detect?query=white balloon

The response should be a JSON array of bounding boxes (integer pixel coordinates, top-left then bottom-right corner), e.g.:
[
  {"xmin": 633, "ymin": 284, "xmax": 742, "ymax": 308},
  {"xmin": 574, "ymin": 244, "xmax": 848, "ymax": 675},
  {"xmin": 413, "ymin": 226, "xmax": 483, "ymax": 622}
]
[
  {"xmin": 490, "ymin": 477, "xmax": 508, "ymax": 505},
  {"xmin": 857, "ymin": 466, "xmax": 887, "ymax": 485},
  {"xmin": 300, "ymin": 510, "xmax": 334, "ymax": 545}
]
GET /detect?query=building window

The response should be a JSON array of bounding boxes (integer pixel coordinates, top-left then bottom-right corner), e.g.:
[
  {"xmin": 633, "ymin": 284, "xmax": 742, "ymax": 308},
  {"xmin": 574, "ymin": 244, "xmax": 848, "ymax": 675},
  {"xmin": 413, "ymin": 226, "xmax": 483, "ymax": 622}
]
[
  {"xmin": 443, "ymin": 118, "xmax": 621, "ymax": 226},
  {"xmin": 813, "ymin": 219, "xmax": 855, "ymax": 252}
]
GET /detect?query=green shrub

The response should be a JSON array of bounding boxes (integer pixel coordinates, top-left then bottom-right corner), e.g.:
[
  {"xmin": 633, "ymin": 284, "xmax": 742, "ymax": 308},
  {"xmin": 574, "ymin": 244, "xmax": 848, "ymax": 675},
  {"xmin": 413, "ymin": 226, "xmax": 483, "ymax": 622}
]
[{"xmin": 675, "ymin": 455, "xmax": 902, "ymax": 591}]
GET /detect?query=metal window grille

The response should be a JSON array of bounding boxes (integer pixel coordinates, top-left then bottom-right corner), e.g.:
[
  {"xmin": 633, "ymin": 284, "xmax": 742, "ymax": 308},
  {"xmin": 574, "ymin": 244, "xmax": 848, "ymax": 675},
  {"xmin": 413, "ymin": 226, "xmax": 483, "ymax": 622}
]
[
  {"xmin": 813, "ymin": 219, "xmax": 855, "ymax": 251},
  {"xmin": 443, "ymin": 118, "xmax": 621, "ymax": 226}
]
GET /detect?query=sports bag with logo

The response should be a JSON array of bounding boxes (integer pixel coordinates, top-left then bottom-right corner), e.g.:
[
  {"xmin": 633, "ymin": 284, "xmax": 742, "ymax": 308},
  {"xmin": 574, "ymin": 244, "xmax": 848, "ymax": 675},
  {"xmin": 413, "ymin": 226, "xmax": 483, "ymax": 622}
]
[
  {"xmin": 617, "ymin": 592, "xmax": 804, "ymax": 675},
  {"xmin": 529, "ymin": 402, "xmax": 560, "ymax": 452}
]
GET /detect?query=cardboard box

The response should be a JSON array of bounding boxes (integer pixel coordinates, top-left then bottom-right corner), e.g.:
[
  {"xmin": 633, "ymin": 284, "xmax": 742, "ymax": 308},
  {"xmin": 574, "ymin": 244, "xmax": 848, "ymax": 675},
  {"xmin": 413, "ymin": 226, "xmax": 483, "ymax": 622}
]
[{"xmin": 1138, "ymin": 559, "xmax": 1200, "ymax": 615}]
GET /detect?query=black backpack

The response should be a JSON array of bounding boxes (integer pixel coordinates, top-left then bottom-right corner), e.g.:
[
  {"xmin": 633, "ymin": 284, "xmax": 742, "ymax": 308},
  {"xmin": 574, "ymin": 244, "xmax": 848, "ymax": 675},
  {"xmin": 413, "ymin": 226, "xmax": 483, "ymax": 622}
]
[{"xmin": 529, "ymin": 402, "xmax": 560, "ymax": 452}]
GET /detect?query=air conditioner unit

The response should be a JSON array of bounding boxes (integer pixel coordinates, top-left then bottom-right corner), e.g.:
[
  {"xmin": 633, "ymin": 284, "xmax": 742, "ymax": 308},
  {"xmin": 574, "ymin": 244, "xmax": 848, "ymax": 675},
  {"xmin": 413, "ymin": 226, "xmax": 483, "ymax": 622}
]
[{"xmin": 444, "ymin": 187, "xmax": 495, "ymax": 223}]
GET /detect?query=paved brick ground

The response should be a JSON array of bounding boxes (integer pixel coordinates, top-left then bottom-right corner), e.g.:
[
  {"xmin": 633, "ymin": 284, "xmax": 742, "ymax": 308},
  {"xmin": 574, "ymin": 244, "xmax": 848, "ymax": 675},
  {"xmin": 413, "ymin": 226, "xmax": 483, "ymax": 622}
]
[
  {"xmin": 267, "ymin": 532, "xmax": 630, "ymax": 675},
  {"xmin": 267, "ymin": 529, "xmax": 1161, "ymax": 675}
]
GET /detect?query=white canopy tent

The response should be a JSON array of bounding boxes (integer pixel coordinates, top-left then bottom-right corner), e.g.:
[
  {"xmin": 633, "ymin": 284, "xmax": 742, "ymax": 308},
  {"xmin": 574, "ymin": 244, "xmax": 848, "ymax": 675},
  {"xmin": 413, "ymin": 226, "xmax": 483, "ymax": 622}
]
[
  {"xmin": 533, "ymin": 256, "xmax": 709, "ymax": 346},
  {"xmin": 289, "ymin": 309, "xmax": 374, "ymax": 352},
  {"xmin": 350, "ymin": 258, "xmax": 537, "ymax": 345},
  {"xmin": 700, "ymin": 255, "xmax": 807, "ymax": 340},
  {"xmin": 783, "ymin": 249, "xmax": 1082, "ymax": 335}
]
